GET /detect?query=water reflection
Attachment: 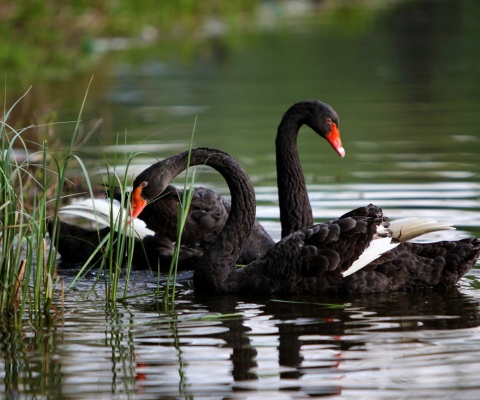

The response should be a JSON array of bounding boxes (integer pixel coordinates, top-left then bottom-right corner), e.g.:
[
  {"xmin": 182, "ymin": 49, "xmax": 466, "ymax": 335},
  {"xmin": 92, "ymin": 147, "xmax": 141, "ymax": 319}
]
[
  {"xmin": 189, "ymin": 287, "xmax": 480, "ymax": 397},
  {"xmin": 2, "ymin": 270, "xmax": 480, "ymax": 398},
  {"xmin": 129, "ymin": 282, "xmax": 480, "ymax": 398},
  {"xmin": 0, "ymin": 319, "xmax": 64, "ymax": 398}
]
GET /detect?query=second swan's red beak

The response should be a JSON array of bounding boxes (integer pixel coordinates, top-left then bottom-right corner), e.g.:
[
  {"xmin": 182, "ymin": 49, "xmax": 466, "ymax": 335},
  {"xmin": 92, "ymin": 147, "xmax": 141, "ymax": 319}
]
[
  {"xmin": 131, "ymin": 185, "xmax": 147, "ymax": 220},
  {"xmin": 326, "ymin": 123, "xmax": 345, "ymax": 158}
]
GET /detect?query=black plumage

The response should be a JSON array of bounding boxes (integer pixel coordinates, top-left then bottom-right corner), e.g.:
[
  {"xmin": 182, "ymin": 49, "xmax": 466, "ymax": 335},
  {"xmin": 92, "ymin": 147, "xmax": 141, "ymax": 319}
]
[{"xmin": 131, "ymin": 147, "xmax": 480, "ymax": 294}]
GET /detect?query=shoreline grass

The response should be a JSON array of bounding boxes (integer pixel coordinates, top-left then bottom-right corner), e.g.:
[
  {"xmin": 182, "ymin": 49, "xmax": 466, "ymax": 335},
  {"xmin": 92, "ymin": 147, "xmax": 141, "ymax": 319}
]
[
  {"xmin": 0, "ymin": 82, "xmax": 92, "ymax": 320},
  {"xmin": 1, "ymin": 82, "xmax": 197, "ymax": 318}
]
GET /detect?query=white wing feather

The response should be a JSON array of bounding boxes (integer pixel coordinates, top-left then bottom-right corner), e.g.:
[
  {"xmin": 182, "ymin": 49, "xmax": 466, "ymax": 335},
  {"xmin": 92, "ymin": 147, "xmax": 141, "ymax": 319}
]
[
  {"xmin": 58, "ymin": 198, "xmax": 154, "ymax": 239},
  {"xmin": 342, "ymin": 217, "xmax": 454, "ymax": 277},
  {"xmin": 388, "ymin": 217, "xmax": 454, "ymax": 242},
  {"xmin": 342, "ymin": 237, "xmax": 400, "ymax": 277}
]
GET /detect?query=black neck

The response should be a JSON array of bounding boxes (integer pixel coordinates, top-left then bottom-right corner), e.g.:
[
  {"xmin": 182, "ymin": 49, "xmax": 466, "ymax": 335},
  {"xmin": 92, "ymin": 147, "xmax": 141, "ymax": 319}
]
[
  {"xmin": 276, "ymin": 112, "xmax": 313, "ymax": 238},
  {"xmin": 152, "ymin": 148, "xmax": 256, "ymax": 290}
]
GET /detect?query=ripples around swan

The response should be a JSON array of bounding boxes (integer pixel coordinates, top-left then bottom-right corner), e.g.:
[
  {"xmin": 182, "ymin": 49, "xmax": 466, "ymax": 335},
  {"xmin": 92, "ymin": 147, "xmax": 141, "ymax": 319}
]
[
  {"xmin": 2, "ymin": 173, "xmax": 479, "ymax": 398},
  {"xmin": 5, "ymin": 181, "xmax": 474, "ymax": 399},
  {"xmin": 48, "ymin": 272, "xmax": 480, "ymax": 399}
]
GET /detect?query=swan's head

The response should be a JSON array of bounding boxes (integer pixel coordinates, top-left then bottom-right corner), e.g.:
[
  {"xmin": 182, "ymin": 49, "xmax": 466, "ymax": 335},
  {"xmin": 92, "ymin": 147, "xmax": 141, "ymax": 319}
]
[
  {"xmin": 131, "ymin": 161, "xmax": 171, "ymax": 219},
  {"xmin": 286, "ymin": 100, "xmax": 345, "ymax": 158}
]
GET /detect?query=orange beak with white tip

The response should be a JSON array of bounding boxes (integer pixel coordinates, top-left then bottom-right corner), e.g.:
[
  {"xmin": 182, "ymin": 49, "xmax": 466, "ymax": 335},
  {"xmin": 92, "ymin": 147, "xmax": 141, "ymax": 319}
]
[{"xmin": 326, "ymin": 122, "xmax": 345, "ymax": 158}]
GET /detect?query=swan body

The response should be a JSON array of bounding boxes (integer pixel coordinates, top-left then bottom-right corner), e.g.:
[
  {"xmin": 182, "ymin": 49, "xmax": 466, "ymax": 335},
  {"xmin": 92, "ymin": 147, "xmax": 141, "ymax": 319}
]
[
  {"xmin": 341, "ymin": 217, "xmax": 455, "ymax": 277},
  {"xmin": 131, "ymin": 147, "xmax": 480, "ymax": 294},
  {"xmin": 342, "ymin": 237, "xmax": 400, "ymax": 277}
]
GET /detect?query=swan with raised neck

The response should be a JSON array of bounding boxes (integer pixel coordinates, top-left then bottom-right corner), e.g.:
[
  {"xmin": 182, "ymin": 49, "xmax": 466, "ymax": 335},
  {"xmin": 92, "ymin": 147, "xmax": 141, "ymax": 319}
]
[{"xmin": 276, "ymin": 100, "xmax": 344, "ymax": 238}]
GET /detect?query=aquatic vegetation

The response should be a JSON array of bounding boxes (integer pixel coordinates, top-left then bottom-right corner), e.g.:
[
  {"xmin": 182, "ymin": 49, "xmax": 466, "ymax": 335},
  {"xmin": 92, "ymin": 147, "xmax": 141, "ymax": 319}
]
[
  {"xmin": 161, "ymin": 118, "xmax": 198, "ymax": 306},
  {"xmin": 0, "ymin": 81, "xmax": 142, "ymax": 317},
  {"xmin": 0, "ymin": 87, "xmax": 81, "ymax": 318},
  {"xmin": 0, "ymin": 95, "xmax": 196, "ymax": 317},
  {"xmin": 65, "ymin": 120, "xmax": 200, "ymax": 307}
]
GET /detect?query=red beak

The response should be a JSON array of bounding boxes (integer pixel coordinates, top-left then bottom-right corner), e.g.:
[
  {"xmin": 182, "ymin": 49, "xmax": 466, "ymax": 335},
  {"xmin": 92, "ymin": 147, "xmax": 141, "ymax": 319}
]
[
  {"xmin": 131, "ymin": 186, "xmax": 147, "ymax": 219},
  {"xmin": 326, "ymin": 123, "xmax": 345, "ymax": 158}
]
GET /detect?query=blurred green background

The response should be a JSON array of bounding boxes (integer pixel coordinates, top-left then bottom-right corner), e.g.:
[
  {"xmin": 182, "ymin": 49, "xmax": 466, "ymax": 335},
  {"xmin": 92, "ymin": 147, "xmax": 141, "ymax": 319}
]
[{"xmin": 2, "ymin": 0, "xmax": 480, "ymax": 188}]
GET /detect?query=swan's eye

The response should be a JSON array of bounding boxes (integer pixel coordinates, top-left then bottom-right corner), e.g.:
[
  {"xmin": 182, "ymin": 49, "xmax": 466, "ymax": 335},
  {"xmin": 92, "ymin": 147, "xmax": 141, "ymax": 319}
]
[
  {"xmin": 326, "ymin": 117, "xmax": 332, "ymax": 125},
  {"xmin": 140, "ymin": 181, "xmax": 148, "ymax": 188}
]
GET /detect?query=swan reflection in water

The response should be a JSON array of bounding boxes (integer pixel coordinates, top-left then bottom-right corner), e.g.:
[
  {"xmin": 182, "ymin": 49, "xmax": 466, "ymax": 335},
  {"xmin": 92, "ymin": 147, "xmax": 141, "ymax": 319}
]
[{"xmin": 130, "ymin": 286, "xmax": 480, "ymax": 397}]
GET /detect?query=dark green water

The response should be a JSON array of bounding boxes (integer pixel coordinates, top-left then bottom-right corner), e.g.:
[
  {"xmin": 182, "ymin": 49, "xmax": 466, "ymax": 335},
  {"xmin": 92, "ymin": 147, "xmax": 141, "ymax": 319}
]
[{"xmin": 3, "ymin": 1, "xmax": 480, "ymax": 398}]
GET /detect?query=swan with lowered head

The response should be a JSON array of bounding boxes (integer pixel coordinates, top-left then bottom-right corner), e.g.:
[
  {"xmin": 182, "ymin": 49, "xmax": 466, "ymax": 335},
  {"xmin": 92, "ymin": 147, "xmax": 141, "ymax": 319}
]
[{"xmin": 131, "ymin": 147, "xmax": 480, "ymax": 294}]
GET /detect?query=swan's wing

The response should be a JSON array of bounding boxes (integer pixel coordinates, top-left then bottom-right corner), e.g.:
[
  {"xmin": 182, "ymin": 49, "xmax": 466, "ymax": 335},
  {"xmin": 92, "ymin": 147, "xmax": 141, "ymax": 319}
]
[
  {"xmin": 58, "ymin": 199, "xmax": 119, "ymax": 227},
  {"xmin": 342, "ymin": 237, "xmax": 400, "ymax": 277},
  {"xmin": 58, "ymin": 198, "xmax": 155, "ymax": 238},
  {"xmin": 341, "ymin": 217, "xmax": 453, "ymax": 277},
  {"xmin": 388, "ymin": 218, "xmax": 454, "ymax": 242},
  {"xmin": 58, "ymin": 201, "xmax": 111, "ymax": 227}
]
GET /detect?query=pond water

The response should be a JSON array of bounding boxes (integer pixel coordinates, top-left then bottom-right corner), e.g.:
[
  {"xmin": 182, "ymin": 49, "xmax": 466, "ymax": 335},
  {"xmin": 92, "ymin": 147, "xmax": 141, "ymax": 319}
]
[{"xmin": 3, "ymin": 1, "xmax": 480, "ymax": 398}]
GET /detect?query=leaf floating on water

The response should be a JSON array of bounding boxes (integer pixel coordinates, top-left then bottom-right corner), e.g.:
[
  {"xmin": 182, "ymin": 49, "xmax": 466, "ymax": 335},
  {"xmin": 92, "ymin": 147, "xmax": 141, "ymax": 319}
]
[
  {"xmin": 189, "ymin": 313, "xmax": 244, "ymax": 321},
  {"xmin": 269, "ymin": 299, "xmax": 346, "ymax": 309}
]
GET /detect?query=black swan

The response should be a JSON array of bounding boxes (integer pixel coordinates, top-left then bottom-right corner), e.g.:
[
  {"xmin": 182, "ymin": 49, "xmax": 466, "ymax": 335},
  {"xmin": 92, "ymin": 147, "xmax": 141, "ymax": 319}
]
[
  {"xmin": 275, "ymin": 100, "xmax": 344, "ymax": 237},
  {"xmin": 131, "ymin": 147, "xmax": 480, "ymax": 294},
  {"xmin": 52, "ymin": 99, "xmax": 345, "ymax": 267}
]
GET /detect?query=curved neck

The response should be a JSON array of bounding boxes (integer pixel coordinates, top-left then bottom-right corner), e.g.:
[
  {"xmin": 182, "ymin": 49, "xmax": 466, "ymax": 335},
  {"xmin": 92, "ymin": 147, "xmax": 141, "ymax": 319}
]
[
  {"xmin": 151, "ymin": 148, "xmax": 256, "ymax": 290},
  {"xmin": 276, "ymin": 115, "xmax": 313, "ymax": 238}
]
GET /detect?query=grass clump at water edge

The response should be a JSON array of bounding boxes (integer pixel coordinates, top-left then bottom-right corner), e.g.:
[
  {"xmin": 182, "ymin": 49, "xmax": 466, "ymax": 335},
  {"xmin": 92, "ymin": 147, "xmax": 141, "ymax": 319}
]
[
  {"xmin": 0, "ymin": 84, "xmax": 196, "ymax": 319},
  {"xmin": 0, "ymin": 84, "xmax": 93, "ymax": 319},
  {"xmin": 106, "ymin": 120, "xmax": 199, "ymax": 307},
  {"xmin": 61, "ymin": 120, "xmax": 199, "ymax": 309}
]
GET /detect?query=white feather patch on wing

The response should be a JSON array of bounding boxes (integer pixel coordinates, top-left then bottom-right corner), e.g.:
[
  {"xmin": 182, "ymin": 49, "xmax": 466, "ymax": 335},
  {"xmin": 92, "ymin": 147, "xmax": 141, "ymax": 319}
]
[
  {"xmin": 58, "ymin": 198, "xmax": 155, "ymax": 238},
  {"xmin": 388, "ymin": 217, "xmax": 454, "ymax": 242},
  {"xmin": 342, "ymin": 237, "xmax": 400, "ymax": 277}
]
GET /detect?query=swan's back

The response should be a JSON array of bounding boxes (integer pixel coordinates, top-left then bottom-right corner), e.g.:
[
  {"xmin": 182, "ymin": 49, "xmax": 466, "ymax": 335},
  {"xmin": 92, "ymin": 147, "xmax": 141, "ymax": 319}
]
[
  {"xmin": 220, "ymin": 210, "xmax": 383, "ymax": 293},
  {"xmin": 114, "ymin": 185, "xmax": 275, "ymax": 265},
  {"xmin": 198, "ymin": 204, "xmax": 480, "ymax": 294}
]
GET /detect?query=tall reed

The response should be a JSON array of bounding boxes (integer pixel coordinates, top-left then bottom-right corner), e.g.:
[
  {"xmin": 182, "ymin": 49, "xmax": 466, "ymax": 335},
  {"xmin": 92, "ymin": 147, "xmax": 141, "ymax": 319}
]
[
  {"xmin": 66, "ymin": 121, "xmax": 199, "ymax": 307},
  {"xmin": 98, "ymin": 127, "xmax": 197, "ymax": 307},
  {"xmin": 64, "ymin": 155, "xmax": 134, "ymax": 306},
  {"xmin": 0, "ymin": 82, "xmax": 92, "ymax": 319},
  {"xmin": 65, "ymin": 132, "xmax": 162, "ymax": 306},
  {"xmin": 162, "ymin": 118, "xmax": 197, "ymax": 306}
]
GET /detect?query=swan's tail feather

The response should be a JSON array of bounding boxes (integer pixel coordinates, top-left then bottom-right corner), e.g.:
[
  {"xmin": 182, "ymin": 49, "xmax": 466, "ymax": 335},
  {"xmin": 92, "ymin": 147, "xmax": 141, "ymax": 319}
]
[
  {"xmin": 388, "ymin": 217, "xmax": 454, "ymax": 242},
  {"xmin": 58, "ymin": 199, "xmax": 155, "ymax": 239},
  {"xmin": 342, "ymin": 237, "xmax": 400, "ymax": 277}
]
